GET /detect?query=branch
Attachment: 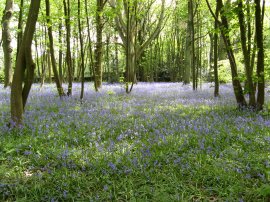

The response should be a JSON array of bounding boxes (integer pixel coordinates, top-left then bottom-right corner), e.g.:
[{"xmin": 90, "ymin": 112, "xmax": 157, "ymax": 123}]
[
  {"xmin": 193, "ymin": 31, "xmax": 210, "ymax": 42},
  {"xmin": 139, "ymin": 0, "xmax": 165, "ymax": 57},
  {"xmin": 205, "ymin": 0, "xmax": 221, "ymax": 25}
]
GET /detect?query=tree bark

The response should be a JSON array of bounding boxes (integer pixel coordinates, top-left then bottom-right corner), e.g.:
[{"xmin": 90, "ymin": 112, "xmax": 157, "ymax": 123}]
[
  {"xmin": 78, "ymin": 0, "xmax": 85, "ymax": 99},
  {"xmin": 213, "ymin": 1, "xmax": 219, "ymax": 97},
  {"xmin": 255, "ymin": 0, "xmax": 265, "ymax": 110},
  {"xmin": 2, "ymin": 0, "xmax": 13, "ymax": 88},
  {"xmin": 58, "ymin": 19, "xmax": 63, "ymax": 84},
  {"xmin": 94, "ymin": 0, "xmax": 106, "ymax": 89},
  {"xmin": 16, "ymin": 0, "xmax": 24, "ymax": 59},
  {"xmin": 11, "ymin": 0, "xmax": 41, "ymax": 126},
  {"xmin": 63, "ymin": 0, "xmax": 73, "ymax": 96},
  {"xmin": 184, "ymin": 0, "xmax": 194, "ymax": 85}
]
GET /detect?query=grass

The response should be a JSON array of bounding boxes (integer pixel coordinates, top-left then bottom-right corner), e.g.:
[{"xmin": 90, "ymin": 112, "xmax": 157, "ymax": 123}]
[{"xmin": 0, "ymin": 82, "xmax": 270, "ymax": 201}]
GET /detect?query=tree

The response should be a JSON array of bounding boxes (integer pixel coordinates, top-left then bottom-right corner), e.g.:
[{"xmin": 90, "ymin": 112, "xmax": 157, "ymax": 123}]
[
  {"xmin": 213, "ymin": 0, "xmax": 219, "ymax": 97},
  {"xmin": 206, "ymin": 0, "xmax": 247, "ymax": 108},
  {"xmin": 45, "ymin": 0, "xmax": 65, "ymax": 97},
  {"xmin": 1, "ymin": 0, "xmax": 13, "ymax": 88},
  {"xmin": 110, "ymin": 0, "xmax": 165, "ymax": 92},
  {"xmin": 16, "ymin": 0, "xmax": 24, "ymax": 58},
  {"xmin": 237, "ymin": 0, "xmax": 255, "ymax": 107},
  {"xmin": 94, "ymin": 0, "xmax": 108, "ymax": 89},
  {"xmin": 184, "ymin": 0, "xmax": 194, "ymax": 85},
  {"xmin": 254, "ymin": 0, "xmax": 265, "ymax": 110},
  {"xmin": 10, "ymin": 0, "xmax": 41, "ymax": 126},
  {"xmin": 84, "ymin": 0, "xmax": 96, "ymax": 90},
  {"xmin": 78, "ymin": 0, "xmax": 86, "ymax": 99},
  {"xmin": 63, "ymin": 0, "xmax": 73, "ymax": 96}
]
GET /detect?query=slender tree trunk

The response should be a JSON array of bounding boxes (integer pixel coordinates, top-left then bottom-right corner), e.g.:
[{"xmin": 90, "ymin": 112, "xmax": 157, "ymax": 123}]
[
  {"xmin": 85, "ymin": 0, "xmax": 96, "ymax": 90},
  {"xmin": 190, "ymin": 0, "xmax": 195, "ymax": 90},
  {"xmin": 47, "ymin": 49, "xmax": 52, "ymax": 83},
  {"xmin": 106, "ymin": 35, "xmax": 110, "ymax": 82},
  {"xmin": 218, "ymin": 0, "xmax": 246, "ymax": 107},
  {"xmin": 11, "ymin": 0, "xmax": 41, "ymax": 126},
  {"xmin": 184, "ymin": 0, "xmax": 194, "ymax": 85},
  {"xmin": 206, "ymin": 0, "xmax": 246, "ymax": 107},
  {"xmin": 213, "ymin": 1, "xmax": 219, "ymax": 97},
  {"xmin": 40, "ymin": 30, "xmax": 46, "ymax": 86},
  {"xmin": 255, "ymin": 0, "xmax": 265, "ymax": 110},
  {"xmin": 45, "ymin": 0, "xmax": 65, "ymax": 96},
  {"xmin": 78, "ymin": 0, "xmax": 85, "ymax": 99},
  {"xmin": 58, "ymin": 20, "xmax": 63, "ymax": 84},
  {"xmin": 94, "ymin": 0, "xmax": 105, "ymax": 89},
  {"xmin": 63, "ymin": 0, "xmax": 73, "ymax": 96},
  {"xmin": 2, "ymin": 0, "xmax": 13, "ymax": 88},
  {"xmin": 16, "ymin": 0, "xmax": 24, "ymax": 59},
  {"xmin": 113, "ymin": 35, "xmax": 119, "ymax": 83},
  {"xmin": 237, "ymin": 0, "xmax": 255, "ymax": 107},
  {"xmin": 34, "ymin": 34, "xmax": 40, "ymax": 79}
]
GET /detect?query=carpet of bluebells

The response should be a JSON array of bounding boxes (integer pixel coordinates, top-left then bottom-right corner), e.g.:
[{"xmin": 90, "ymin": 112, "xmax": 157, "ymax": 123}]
[{"xmin": 0, "ymin": 82, "xmax": 270, "ymax": 201}]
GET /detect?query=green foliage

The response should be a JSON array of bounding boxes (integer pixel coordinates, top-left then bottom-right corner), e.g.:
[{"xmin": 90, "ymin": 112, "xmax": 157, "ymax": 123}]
[
  {"xmin": 257, "ymin": 184, "xmax": 270, "ymax": 197},
  {"xmin": 0, "ymin": 70, "xmax": 4, "ymax": 83},
  {"xmin": 218, "ymin": 60, "xmax": 232, "ymax": 83}
]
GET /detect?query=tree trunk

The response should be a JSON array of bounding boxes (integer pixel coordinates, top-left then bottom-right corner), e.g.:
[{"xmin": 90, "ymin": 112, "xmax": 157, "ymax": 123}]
[
  {"xmin": 84, "ymin": 0, "xmax": 96, "ymax": 89},
  {"xmin": 2, "ymin": 0, "xmax": 13, "ymax": 88},
  {"xmin": 34, "ymin": 34, "xmax": 40, "ymax": 79},
  {"xmin": 218, "ymin": 0, "xmax": 247, "ymax": 107},
  {"xmin": 237, "ymin": 0, "xmax": 255, "ymax": 107},
  {"xmin": 255, "ymin": 0, "xmax": 265, "ymax": 110},
  {"xmin": 111, "ymin": 0, "xmax": 165, "ymax": 91},
  {"xmin": 63, "ymin": 0, "xmax": 73, "ymax": 96},
  {"xmin": 78, "ymin": 0, "xmax": 85, "ymax": 100},
  {"xmin": 213, "ymin": 1, "xmax": 219, "ymax": 97},
  {"xmin": 58, "ymin": 20, "xmax": 63, "ymax": 84},
  {"xmin": 206, "ymin": 0, "xmax": 246, "ymax": 107},
  {"xmin": 16, "ymin": 0, "xmax": 24, "ymax": 60},
  {"xmin": 10, "ymin": 0, "xmax": 41, "ymax": 126},
  {"xmin": 94, "ymin": 0, "xmax": 105, "ymax": 89},
  {"xmin": 184, "ymin": 0, "xmax": 194, "ymax": 85},
  {"xmin": 45, "ymin": 0, "xmax": 65, "ymax": 96}
]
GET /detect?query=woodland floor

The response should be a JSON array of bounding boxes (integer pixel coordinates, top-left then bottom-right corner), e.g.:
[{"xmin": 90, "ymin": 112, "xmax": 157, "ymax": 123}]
[{"xmin": 0, "ymin": 82, "xmax": 270, "ymax": 201}]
